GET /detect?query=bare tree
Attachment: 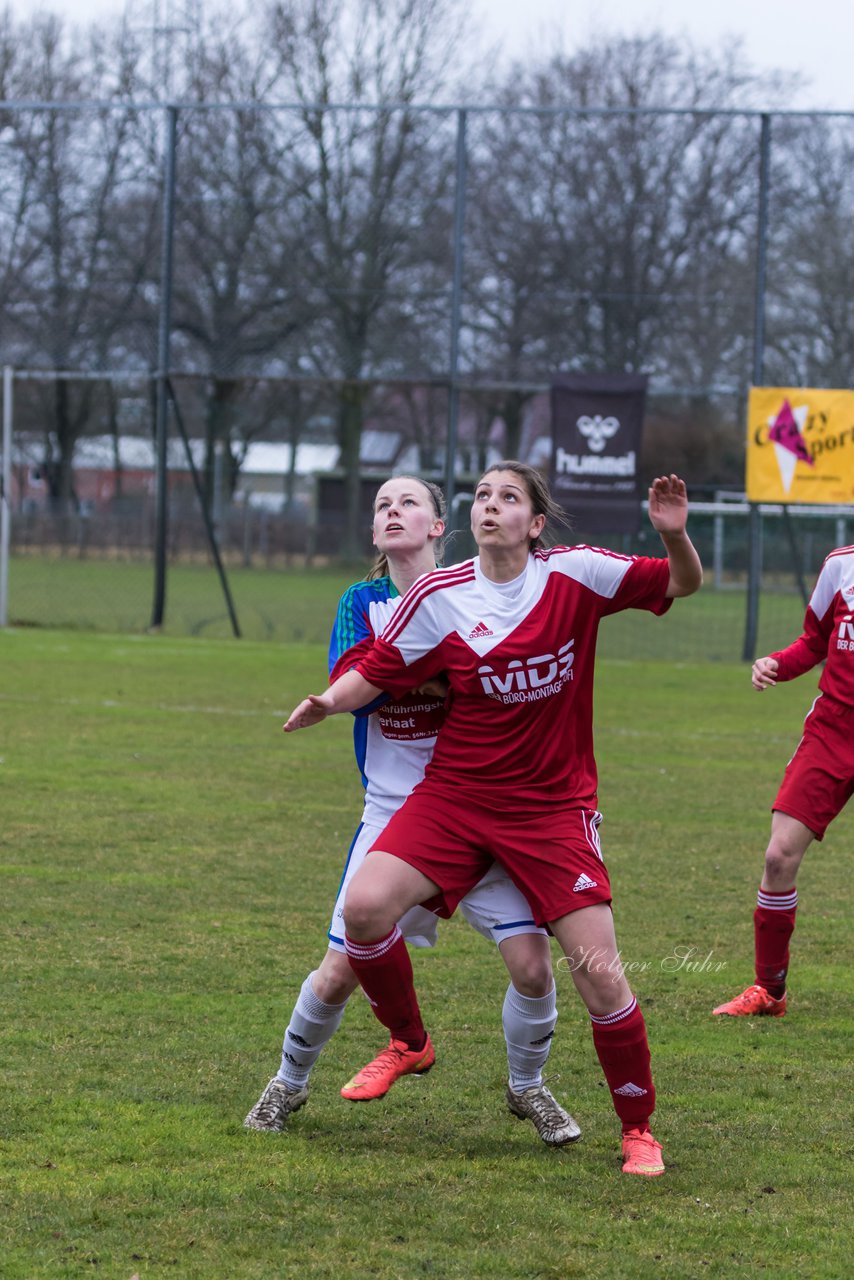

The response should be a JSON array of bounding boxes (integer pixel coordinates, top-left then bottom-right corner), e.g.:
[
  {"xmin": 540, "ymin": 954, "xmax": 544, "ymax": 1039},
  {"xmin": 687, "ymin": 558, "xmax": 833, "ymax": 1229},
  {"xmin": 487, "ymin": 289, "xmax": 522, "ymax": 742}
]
[
  {"xmin": 6, "ymin": 4, "xmax": 848, "ymax": 538},
  {"xmin": 166, "ymin": 13, "xmax": 311, "ymax": 508},
  {"xmin": 2, "ymin": 11, "xmax": 154, "ymax": 513},
  {"xmin": 462, "ymin": 102, "xmax": 568, "ymax": 456},
  {"xmin": 764, "ymin": 115, "xmax": 854, "ymax": 387},
  {"xmin": 264, "ymin": 0, "xmax": 470, "ymax": 556},
  {"xmin": 464, "ymin": 35, "xmax": 791, "ymax": 455}
]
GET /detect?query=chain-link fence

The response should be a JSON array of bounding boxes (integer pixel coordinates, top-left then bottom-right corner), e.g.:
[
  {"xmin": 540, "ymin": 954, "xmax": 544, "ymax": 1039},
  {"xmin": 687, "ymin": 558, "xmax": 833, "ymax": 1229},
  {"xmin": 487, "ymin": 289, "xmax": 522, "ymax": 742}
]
[
  {"xmin": 1, "ymin": 98, "xmax": 853, "ymax": 653},
  {"xmin": 3, "ymin": 369, "xmax": 848, "ymax": 657}
]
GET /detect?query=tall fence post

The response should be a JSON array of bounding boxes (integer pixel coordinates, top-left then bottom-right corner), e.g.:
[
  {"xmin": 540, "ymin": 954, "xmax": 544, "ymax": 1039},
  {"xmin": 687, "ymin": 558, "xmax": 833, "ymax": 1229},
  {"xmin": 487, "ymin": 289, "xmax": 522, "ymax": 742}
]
[
  {"xmin": 0, "ymin": 366, "xmax": 12, "ymax": 628},
  {"xmin": 151, "ymin": 105, "xmax": 178, "ymax": 631},
  {"xmin": 444, "ymin": 107, "xmax": 468, "ymax": 518},
  {"xmin": 743, "ymin": 112, "xmax": 771, "ymax": 663}
]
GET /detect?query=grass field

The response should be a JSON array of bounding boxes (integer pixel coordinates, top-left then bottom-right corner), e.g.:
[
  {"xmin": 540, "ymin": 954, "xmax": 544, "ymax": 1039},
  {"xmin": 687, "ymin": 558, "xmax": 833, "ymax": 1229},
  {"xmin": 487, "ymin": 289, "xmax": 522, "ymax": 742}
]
[
  {"xmin": 1, "ymin": 620, "xmax": 852, "ymax": 1279},
  {"xmin": 6, "ymin": 552, "xmax": 811, "ymax": 661}
]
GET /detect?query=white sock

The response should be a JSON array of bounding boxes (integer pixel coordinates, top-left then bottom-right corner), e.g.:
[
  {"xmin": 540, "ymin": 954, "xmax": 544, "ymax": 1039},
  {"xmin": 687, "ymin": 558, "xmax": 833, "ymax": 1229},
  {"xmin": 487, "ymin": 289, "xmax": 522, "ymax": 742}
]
[
  {"xmin": 276, "ymin": 972, "xmax": 349, "ymax": 1088},
  {"xmin": 502, "ymin": 982, "xmax": 558, "ymax": 1091}
]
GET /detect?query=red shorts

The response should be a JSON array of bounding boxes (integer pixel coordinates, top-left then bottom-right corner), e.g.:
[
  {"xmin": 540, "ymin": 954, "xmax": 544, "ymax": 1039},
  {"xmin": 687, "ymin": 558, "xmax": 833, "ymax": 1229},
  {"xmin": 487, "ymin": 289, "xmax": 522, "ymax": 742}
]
[
  {"xmin": 368, "ymin": 783, "xmax": 612, "ymax": 927},
  {"xmin": 773, "ymin": 695, "xmax": 854, "ymax": 840}
]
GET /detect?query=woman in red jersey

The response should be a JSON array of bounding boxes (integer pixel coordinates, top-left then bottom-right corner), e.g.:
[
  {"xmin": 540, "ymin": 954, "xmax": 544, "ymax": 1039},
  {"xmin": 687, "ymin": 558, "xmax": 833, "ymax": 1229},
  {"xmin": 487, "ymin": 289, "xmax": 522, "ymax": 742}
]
[
  {"xmin": 246, "ymin": 474, "xmax": 580, "ymax": 1147},
  {"xmin": 284, "ymin": 462, "xmax": 702, "ymax": 1176},
  {"xmin": 713, "ymin": 544, "xmax": 854, "ymax": 1020}
]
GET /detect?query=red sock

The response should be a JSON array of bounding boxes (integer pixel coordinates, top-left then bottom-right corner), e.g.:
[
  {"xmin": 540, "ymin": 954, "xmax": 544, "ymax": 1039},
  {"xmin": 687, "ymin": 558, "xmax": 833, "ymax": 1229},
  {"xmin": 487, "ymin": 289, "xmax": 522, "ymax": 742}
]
[
  {"xmin": 344, "ymin": 926, "xmax": 427, "ymax": 1050},
  {"xmin": 589, "ymin": 997, "xmax": 655, "ymax": 1133},
  {"xmin": 754, "ymin": 887, "xmax": 797, "ymax": 998}
]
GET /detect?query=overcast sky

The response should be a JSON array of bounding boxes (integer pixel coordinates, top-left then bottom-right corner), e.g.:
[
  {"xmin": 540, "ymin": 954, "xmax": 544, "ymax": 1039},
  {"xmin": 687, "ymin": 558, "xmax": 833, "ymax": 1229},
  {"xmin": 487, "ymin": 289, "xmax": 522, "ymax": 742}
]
[{"xmin": 15, "ymin": 0, "xmax": 854, "ymax": 111}]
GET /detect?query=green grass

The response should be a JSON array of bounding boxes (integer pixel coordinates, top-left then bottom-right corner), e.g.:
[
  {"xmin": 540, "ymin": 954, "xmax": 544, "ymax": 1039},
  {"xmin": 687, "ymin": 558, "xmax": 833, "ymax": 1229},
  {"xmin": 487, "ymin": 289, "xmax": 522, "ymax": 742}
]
[
  {"xmin": 8, "ymin": 554, "xmax": 360, "ymax": 643},
  {"xmin": 7, "ymin": 552, "xmax": 809, "ymax": 660},
  {"xmin": 1, "ymin": 628, "xmax": 851, "ymax": 1279}
]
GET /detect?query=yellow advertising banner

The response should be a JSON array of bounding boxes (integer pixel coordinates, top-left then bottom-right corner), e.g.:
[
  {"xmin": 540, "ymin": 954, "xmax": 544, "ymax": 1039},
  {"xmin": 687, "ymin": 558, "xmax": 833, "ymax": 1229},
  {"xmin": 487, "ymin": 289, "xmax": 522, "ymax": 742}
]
[{"xmin": 746, "ymin": 387, "xmax": 854, "ymax": 504}]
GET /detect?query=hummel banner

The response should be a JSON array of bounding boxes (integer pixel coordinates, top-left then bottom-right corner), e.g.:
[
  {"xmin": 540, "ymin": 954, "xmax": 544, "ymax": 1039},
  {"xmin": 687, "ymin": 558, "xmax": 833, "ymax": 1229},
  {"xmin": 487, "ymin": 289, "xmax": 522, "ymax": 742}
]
[
  {"xmin": 746, "ymin": 387, "xmax": 854, "ymax": 503},
  {"xmin": 549, "ymin": 373, "xmax": 647, "ymax": 533}
]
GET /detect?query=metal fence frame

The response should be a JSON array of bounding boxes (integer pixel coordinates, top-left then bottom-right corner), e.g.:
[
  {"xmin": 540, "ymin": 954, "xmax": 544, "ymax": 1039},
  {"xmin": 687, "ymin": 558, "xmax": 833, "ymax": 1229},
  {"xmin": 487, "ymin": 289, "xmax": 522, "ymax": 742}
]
[{"xmin": 2, "ymin": 97, "xmax": 853, "ymax": 648}]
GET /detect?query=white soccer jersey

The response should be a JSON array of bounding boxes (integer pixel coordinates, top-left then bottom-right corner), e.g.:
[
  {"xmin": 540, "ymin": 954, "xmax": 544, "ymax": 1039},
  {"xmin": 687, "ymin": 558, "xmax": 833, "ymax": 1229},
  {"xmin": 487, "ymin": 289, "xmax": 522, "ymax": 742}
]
[
  {"xmin": 329, "ymin": 576, "xmax": 445, "ymax": 826},
  {"xmin": 356, "ymin": 548, "xmax": 672, "ymax": 811}
]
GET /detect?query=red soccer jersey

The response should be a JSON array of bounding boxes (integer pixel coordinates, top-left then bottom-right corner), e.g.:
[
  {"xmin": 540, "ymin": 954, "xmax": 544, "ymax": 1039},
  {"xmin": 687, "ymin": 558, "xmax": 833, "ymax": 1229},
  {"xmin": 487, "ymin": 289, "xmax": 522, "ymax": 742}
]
[
  {"xmin": 355, "ymin": 547, "xmax": 672, "ymax": 811},
  {"xmin": 771, "ymin": 545, "xmax": 854, "ymax": 709}
]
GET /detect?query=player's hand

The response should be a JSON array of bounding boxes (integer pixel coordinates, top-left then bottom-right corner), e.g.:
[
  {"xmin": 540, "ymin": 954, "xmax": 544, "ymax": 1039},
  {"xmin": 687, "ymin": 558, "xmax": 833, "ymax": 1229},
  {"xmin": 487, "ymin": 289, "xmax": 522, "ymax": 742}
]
[
  {"xmin": 751, "ymin": 656, "xmax": 779, "ymax": 691},
  {"xmin": 416, "ymin": 675, "xmax": 449, "ymax": 699},
  {"xmin": 648, "ymin": 475, "xmax": 688, "ymax": 535},
  {"xmin": 283, "ymin": 693, "xmax": 332, "ymax": 731}
]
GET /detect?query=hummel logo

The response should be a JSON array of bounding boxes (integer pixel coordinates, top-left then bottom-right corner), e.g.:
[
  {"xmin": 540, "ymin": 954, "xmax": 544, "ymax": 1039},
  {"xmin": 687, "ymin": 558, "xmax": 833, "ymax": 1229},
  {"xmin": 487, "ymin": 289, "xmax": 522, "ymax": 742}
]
[
  {"xmin": 614, "ymin": 1082, "xmax": 647, "ymax": 1097},
  {"xmin": 468, "ymin": 620, "xmax": 494, "ymax": 639},
  {"xmin": 573, "ymin": 873, "xmax": 598, "ymax": 893}
]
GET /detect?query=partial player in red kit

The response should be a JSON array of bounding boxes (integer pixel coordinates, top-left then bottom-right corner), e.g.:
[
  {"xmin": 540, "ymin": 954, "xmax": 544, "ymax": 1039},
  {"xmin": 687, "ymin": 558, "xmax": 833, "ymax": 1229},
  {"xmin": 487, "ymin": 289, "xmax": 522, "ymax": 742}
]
[
  {"xmin": 284, "ymin": 462, "xmax": 702, "ymax": 1176},
  {"xmin": 713, "ymin": 544, "xmax": 854, "ymax": 1019}
]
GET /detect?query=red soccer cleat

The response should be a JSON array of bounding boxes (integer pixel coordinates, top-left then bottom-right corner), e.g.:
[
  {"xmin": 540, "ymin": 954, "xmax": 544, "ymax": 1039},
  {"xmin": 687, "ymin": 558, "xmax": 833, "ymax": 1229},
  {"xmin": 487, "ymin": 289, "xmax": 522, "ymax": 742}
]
[
  {"xmin": 712, "ymin": 985, "xmax": 787, "ymax": 1017},
  {"xmin": 340, "ymin": 1035, "xmax": 435, "ymax": 1101},
  {"xmin": 621, "ymin": 1128, "xmax": 665, "ymax": 1177}
]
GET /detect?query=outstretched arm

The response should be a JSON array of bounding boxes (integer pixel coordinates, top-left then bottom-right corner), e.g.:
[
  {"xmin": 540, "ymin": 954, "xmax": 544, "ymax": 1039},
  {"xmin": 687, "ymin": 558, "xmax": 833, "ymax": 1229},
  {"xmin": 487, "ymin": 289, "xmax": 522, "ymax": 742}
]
[
  {"xmin": 284, "ymin": 668, "xmax": 382, "ymax": 732},
  {"xmin": 648, "ymin": 474, "xmax": 703, "ymax": 599}
]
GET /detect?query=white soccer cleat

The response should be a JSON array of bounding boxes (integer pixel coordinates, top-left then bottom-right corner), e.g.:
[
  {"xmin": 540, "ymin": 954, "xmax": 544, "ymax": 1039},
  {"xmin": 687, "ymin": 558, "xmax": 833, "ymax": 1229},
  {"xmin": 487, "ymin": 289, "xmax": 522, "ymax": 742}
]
[
  {"xmin": 506, "ymin": 1082, "xmax": 581, "ymax": 1146},
  {"xmin": 243, "ymin": 1078, "xmax": 309, "ymax": 1131}
]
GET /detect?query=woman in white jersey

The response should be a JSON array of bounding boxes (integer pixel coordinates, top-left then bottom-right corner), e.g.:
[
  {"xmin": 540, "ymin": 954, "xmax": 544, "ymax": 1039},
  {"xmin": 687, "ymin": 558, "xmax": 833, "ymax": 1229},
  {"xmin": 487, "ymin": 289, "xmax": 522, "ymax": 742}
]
[
  {"xmin": 283, "ymin": 462, "xmax": 702, "ymax": 1177},
  {"xmin": 245, "ymin": 474, "xmax": 580, "ymax": 1146}
]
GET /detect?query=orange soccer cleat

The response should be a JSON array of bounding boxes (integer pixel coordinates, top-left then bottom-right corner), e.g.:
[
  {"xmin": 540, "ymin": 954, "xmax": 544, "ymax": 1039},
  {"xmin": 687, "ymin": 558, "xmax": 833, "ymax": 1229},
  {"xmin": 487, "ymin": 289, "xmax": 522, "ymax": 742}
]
[
  {"xmin": 621, "ymin": 1128, "xmax": 665, "ymax": 1177},
  {"xmin": 340, "ymin": 1035, "xmax": 435, "ymax": 1101},
  {"xmin": 712, "ymin": 984, "xmax": 787, "ymax": 1018}
]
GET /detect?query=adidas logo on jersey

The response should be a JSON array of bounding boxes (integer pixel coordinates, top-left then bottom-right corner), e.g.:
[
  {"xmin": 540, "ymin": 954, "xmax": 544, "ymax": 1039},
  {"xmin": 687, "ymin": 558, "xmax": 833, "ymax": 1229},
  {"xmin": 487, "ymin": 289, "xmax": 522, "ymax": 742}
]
[
  {"xmin": 573, "ymin": 872, "xmax": 598, "ymax": 893},
  {"xmin": 614, "ymin": 1082, "xmax": 648, "ymax": 1097},
  {"xmin": 468, "ymin": 620, "xmax": 494, "ymax": 639}
]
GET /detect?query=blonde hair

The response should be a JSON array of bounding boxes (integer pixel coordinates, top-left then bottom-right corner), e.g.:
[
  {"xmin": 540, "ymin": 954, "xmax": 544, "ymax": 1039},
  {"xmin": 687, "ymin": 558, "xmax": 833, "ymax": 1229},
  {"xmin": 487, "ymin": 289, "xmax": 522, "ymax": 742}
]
[
  {"xmin": 477, "ymin": 460, "xmax": 571, "ymax": 551},
  {"xmin": 367, "ymin": 476, "xmax": 447, "ymax": 580}
]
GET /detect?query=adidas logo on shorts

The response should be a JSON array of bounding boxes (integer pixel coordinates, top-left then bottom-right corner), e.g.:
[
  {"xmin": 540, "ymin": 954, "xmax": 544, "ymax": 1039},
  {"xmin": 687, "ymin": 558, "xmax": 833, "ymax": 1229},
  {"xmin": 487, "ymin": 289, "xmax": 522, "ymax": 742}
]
[{"xmin": 573, "ymin": 872, "xmax": 598, "ymax": 893}]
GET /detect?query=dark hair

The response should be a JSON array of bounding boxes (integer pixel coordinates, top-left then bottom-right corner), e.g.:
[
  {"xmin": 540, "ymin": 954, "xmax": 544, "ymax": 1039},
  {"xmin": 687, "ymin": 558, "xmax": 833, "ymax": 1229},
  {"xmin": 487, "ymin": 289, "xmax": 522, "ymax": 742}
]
[
  {"xmin": 367, "ymin": 476, "xmax": 447, "ymax": 580},
  {"xmin": 476, "ymin": 460, "xmax": 571, "ymax": 551}
]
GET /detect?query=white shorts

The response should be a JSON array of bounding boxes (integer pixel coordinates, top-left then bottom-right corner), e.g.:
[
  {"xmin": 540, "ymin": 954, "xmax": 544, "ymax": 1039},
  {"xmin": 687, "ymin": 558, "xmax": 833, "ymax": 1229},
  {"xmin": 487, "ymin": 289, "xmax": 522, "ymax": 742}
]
[{"xmin": 327, "ymin": 821, "xmax": 547, "ymax": 954}]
